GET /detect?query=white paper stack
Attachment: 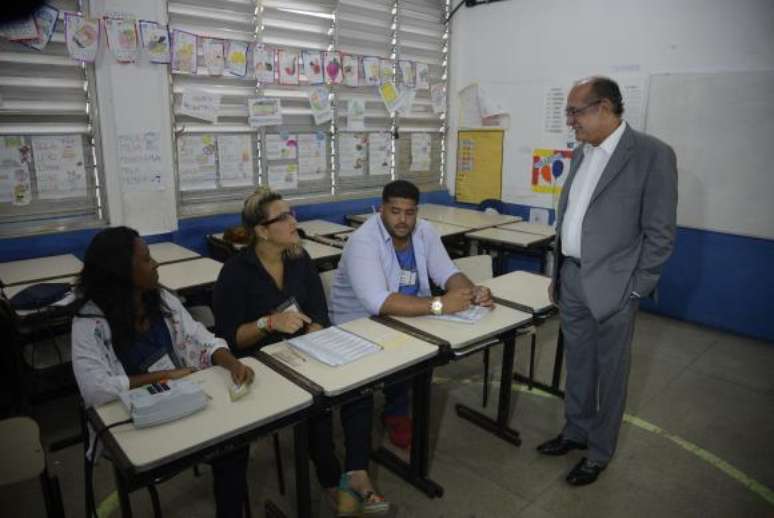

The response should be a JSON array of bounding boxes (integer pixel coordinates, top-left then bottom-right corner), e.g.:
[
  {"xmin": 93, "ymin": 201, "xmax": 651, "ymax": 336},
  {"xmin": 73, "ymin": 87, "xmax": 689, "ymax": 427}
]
[{"xmin": 287, "ymin": 326, "xmax": 381, "ymax": 366}]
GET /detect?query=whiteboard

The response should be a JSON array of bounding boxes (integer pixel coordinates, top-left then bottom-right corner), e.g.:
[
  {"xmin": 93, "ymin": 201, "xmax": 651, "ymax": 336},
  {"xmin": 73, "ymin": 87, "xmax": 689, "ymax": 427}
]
[{"xmin": 645, "ymin": 70, "xmax": 774, "ymax": 240}]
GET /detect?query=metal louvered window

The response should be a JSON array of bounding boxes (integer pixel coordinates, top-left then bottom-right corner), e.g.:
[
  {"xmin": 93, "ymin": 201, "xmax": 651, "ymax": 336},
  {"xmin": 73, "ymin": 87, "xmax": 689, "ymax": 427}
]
[
  {"xmin": 169, "ymin": 0, "xmax": 260, "ymax": 218},
  {"xmin": 334, "ymin": 0, "xmax": 395, "ymax": 196},
  {"xmin": 169, "ymin": 0, "xmax": 448, "ymax": 218},
  {"xmin": 396, "ymin": 0, "xmax": 446, "ymax": 189},
  {"xmin": 0, "ymin": 0, "xmax": 106, "ymax": 237},
  {"xmin": 260, "ymin": 0, "xmax": 335, "ymax": 200}
]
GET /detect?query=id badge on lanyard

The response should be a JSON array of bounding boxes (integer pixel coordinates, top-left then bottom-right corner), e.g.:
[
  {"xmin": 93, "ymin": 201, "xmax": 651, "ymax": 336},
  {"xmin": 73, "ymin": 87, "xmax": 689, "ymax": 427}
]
[{"xmin": 399, "ymin": 269, "xmax": 417, "ymax": 287}]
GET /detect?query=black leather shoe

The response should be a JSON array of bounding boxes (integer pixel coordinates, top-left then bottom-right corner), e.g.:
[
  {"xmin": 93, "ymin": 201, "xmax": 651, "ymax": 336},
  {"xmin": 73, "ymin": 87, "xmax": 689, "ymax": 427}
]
[
  {"xmin": 536, "ymin": 434, "xmax": 588, "ymax": 456},
  {"xmin": 566, "ymin": 457, "xmax": 606, "ymax": 486}
]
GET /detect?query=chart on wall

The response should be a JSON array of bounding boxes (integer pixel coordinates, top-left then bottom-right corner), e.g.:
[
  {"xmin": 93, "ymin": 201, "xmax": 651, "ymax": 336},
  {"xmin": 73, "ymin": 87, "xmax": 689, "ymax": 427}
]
[{"xmin": 454, "ymin": 129, "xmax": 503, "ymax": 204}]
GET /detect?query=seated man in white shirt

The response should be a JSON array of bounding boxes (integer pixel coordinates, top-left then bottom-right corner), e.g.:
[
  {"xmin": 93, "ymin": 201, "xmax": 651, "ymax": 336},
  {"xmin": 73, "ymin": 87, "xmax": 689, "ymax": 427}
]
[{"xmin": 330, "ymin": 180, "xmax": 494, "ymax": 449}]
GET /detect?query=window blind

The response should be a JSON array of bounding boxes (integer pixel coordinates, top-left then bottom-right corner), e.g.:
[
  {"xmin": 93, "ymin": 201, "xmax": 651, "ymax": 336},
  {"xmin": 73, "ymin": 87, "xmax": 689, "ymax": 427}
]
[{"xmin": 0, "ymin": 0, "xmax": 105, "ymax": 237}]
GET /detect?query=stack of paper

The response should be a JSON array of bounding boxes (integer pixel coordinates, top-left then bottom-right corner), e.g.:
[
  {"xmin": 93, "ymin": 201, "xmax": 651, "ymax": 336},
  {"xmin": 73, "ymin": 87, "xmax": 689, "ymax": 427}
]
[
  {"xmin": 287, "ymin": 326, "xmax": 381, "ymax": 366},
  {"xmin": 429, "ymin": 305, "xmax": 491, "ymax": 325}
]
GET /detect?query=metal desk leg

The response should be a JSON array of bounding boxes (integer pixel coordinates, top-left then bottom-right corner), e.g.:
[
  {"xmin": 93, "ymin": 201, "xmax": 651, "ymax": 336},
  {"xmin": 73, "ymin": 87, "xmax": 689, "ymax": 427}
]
[
  {"xmin": 371, "ymin": 368, "xmax": 444, "ymax": 498},
  {"xmin": 293, "ymin": 421, "xmax": 311, "ymax": 518},
  {"xmin": 456, "ymin": 332, "xmax": 522, "ymax": 446},
  {"xmin": 513, "ymin": 324, "xmax": 565, "ymax": 398},
  {"xmin": 114, "ymin": 466, "xmax": 133, "ymax": 518}
]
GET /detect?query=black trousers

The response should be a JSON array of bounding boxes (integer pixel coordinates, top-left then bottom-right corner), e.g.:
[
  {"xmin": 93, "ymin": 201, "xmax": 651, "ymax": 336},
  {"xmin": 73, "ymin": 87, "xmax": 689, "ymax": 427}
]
[
  {"xmin": 211, "ymin": 446, "xmax": 250, "ymax": 518},
  {"xmin": 308, "ymin": 394, "xmax": 373, "ymax": 488}
]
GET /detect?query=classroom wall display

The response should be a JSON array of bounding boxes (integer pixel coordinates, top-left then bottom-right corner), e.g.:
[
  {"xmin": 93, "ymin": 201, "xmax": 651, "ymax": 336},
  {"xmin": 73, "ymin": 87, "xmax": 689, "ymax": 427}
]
[
  {"xmin": 225, "ymin": 40, "xmax": 248, "ymax": 77},
  {"xmin": 254, "ymin": 45, "xmax": 275, "ymax": 83},
  {"xmin": 339, "ymin": 133, "xmax": 368, "ymax": 177},
  {"xmin": 455, "ymin": 129, "xmax": 503, "ymax": 204},
  {"xmin": 138, "ymin": 20, "xmax": 171, "ymax": 64},
  {"xmin": 117, "ymin": 132, "xmax": 164, "ymax": 192},
  {"xmin": 297, "ymin": 133, "xmax": 328, "ymax": 181},
  {"xmin": 531, "ymin": 148, "xmax": 571, "ymax": 198},
  {"xmin": 3, "ymin": 14, "xmax": 437, "ymax": 96},
  {"xmin": 26, "ymin": 5, "xmax": 59, "ymax": 51},
  {"xmin": 30, "ymin": 135, "xmax": 87, "ymax": 199},
  {"xmin": 217, "ymin": 134, "xmax": 254, "ymax": 187},
  {"xmin": 65, "ymin": 13, "xmax": 100, "ymax": 63},
  {"xmin": 177, "ymin": 134, "xmax": 217, "ymax": 191},
  {"xmin": 103, "ymin": 16, "xmax": 138, "ymax": 63},
  {"xmin": 171, "ymin": 29, "xmax": 197, "ymax": 73},
  {"xmin": 202, "ymin": 37, "xmax": 225, "ymax": 76},
  {"xmin": 302, "ymin": 50, "xmax": 324, "ymax": 84},
  {"xmin": 179, "ymin": 89, "xmax": 221, "ymax": 123},
  {"xmin": 0, "ymin": 137, "xmax": 33, "ymax": 205}
]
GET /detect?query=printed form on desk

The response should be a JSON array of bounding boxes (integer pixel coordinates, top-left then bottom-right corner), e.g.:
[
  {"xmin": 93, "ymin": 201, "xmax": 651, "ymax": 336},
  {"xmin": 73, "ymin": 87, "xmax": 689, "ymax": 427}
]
[
  {"xmin": 429, "ymin": 304, "xmax": 492, "ymax": 324},
  {"xmin": 287, "ymin": 326, "xmax": 381, "ymax": 366}
]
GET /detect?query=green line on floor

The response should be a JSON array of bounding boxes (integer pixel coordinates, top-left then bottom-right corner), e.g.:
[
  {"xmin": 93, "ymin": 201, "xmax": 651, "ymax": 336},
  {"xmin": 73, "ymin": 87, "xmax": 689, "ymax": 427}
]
[
  {"xmin": 97, "ymin": 490, "xmax": 119, "ymax": 518},
  {"xmin": 623, "ymin": 415, "xmax": 774, "ymax": 507},
  {"xmin": 434, "ymin": 376, "xmax": 774, "ymax": 507}
]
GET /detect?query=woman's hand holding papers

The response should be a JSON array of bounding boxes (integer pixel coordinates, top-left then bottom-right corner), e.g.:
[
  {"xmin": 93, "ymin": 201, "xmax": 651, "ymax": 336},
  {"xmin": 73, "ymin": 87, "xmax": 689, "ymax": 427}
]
[{"xmin": 271, "ymin": 311, "xmax": 312, "ymax": 334}]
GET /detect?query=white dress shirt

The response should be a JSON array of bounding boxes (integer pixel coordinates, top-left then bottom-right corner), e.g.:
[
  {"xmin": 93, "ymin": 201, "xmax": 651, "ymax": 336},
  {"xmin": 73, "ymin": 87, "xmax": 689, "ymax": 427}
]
[{"xmin": 561, "ymin": 121, "xmax": 627, "ymax": 259}]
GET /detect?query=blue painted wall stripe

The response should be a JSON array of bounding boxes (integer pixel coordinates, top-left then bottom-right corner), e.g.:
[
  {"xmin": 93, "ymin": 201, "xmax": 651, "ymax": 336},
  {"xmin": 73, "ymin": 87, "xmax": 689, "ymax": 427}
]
[{"xmin": 1, "ymin": 192, "xmax": 771, "ymax": 343}]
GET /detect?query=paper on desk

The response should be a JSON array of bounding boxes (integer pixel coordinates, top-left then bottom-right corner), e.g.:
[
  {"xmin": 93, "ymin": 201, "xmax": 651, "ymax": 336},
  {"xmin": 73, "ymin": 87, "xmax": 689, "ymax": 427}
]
[
  {"xmin": 287, "ymin": 326, "xmax": 381, "ymax": 367},
  {"xmin": 429, "ymin": 304, "xmax": 491, "ymax": 324}
]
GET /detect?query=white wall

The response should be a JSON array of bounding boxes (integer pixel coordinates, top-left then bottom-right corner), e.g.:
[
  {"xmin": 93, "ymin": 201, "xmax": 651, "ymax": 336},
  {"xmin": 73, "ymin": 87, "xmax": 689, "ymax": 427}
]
[
  {"xmin": 447, "ymin": 0, "xmax": 774, "ymax": 211},
  {"xmin": 90, "ymin": 0, "xmax": 178, "ymax": 235}
]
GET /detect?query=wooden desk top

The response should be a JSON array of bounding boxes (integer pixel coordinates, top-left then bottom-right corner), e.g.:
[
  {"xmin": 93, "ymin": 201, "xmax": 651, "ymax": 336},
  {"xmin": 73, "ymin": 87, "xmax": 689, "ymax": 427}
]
[
  {"xmin": 297, "ymin": 219, "xmax": 354, "ymax": 237},
  {"xmin": 301, "ymin": 239, "xmax": 342, "ymax": 262},
  {"xmin": 261, "ymin": 318, "xmax": 439, "ymax": 397},
  {"xmin": 497, "ymin": 221, "xmax": 556, "ymax": 238},
  {"xmin": 148, "ymin": 242, "xmax": 201, "ymax": 264},
  {"xmin": 418, "ymin": 204, "xmax": 522, "ymax": 229},
  {"xmin": 391, "ymin": 303, "xmax": 532, "ymax": 351},
  {"xmin": 0, "ymin": 254, "xmax": 83, "ymax": 287},
  {"xmin": 465, "ymin": 227, "xmax": 553, "ymax": 247},
  {"xmin": 480, "ymin": 270, "xmax": 555, "ymax": 315},
  {"xmin": 158, "ymin": 257, "xmax": 223, "ymax": 291},
  {"xmin": 93, "ymin": 357, "xmax": 312, "ymax": 472}
]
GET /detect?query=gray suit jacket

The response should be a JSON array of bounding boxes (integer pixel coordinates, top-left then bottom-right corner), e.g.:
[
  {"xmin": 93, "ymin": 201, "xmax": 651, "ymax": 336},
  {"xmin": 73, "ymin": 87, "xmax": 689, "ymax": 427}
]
[{"xmin": 552, "ymin": 125, "xmax": 678, "ymax": 322}]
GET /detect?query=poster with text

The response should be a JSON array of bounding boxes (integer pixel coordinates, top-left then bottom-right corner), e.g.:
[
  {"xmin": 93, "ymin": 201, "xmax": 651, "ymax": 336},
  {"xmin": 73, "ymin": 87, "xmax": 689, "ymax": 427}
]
[{"xmin": 31, "ymin": 135, "xmax": 87, "ymax": 199}]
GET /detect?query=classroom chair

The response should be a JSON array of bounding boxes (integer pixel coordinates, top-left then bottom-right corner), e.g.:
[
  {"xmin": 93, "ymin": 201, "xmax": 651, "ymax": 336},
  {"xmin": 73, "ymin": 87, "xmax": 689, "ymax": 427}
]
[
  {"xmin": 206, "ymin": 234, "xmax": 237, "ymax": 263},
  {"xmin": 319, "ymin": 268, "xmax": 336, "ymax": 308},
  {"xmin": 0, "ymin": 416, "xmax": 65, "ymax": 518}
]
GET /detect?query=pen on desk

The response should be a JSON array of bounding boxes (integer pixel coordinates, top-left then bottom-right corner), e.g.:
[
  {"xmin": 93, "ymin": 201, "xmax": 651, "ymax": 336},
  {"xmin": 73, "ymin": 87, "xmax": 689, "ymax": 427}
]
[{"xmin": 287, "ymin": 346, "xmax": 307, "ymax": 363}]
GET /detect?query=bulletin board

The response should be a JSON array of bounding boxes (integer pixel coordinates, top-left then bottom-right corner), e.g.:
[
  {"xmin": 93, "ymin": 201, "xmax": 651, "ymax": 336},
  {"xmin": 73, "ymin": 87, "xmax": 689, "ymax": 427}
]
[{"xmin": 454, "ymin": 129, "xmax": 503, "ymax": 204}]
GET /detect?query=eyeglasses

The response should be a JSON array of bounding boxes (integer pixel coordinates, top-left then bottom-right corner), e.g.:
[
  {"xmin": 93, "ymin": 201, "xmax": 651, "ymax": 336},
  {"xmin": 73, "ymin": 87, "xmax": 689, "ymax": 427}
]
[
  {"xmin": 565, "ymin": 99, "xmax": 602, "ymax": 118},
  {"xmin": 261, "ymin": 210, "xmax": 296, "ymax": 226}
]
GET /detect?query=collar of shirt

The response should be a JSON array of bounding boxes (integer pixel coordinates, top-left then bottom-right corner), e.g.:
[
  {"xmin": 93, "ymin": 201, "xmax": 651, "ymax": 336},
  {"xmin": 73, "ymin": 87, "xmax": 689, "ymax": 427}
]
[{"xmin": 584, "ymin": 120, "xmax": 627, "ymax": 157}]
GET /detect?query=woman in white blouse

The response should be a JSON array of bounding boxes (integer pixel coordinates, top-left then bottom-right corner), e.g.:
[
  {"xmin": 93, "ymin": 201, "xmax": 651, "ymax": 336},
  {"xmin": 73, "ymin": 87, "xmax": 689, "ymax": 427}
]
[{"xmin": 72, "ymin": 226, "xmax": 253, "ymax": 518}]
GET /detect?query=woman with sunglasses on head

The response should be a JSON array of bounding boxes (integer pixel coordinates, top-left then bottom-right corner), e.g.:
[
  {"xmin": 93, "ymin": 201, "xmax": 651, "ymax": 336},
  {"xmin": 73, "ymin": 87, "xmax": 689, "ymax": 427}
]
[
  {"xmin": 213, "ymin": 187, "xmax": 389, "ymax": 516},
  {"xmin": 72, "ymin": 226, "xmax": 254, "ymax": 518}
]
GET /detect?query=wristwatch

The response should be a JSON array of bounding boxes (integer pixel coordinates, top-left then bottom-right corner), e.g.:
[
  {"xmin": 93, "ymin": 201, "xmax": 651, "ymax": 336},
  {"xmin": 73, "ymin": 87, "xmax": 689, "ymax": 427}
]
[
  {"xmin": 256, "ymin": 316, "xmax": 270, "ymax": 332},
  {"xmin": 431, "ymin": 297, "xmax": 443, "ymax": 316}
]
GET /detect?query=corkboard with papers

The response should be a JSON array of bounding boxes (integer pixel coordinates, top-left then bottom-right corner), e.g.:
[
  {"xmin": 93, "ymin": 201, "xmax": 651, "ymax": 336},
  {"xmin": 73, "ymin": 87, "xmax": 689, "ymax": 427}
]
[{"xmin": 454, "ymin": 129, "xmax": 503, "ymax": 204}]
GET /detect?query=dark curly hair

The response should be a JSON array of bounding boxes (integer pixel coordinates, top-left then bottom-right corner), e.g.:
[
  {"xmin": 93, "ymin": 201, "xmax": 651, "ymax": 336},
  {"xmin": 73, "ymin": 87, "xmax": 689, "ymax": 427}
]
[{"xmin": 76, "ymin": 226, "xmax": 167, "ymax": 352}]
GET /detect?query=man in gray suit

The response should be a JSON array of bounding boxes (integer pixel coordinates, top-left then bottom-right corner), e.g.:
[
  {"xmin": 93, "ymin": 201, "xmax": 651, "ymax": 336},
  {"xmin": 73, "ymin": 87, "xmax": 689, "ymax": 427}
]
[{"xmin": 536, "ymin": 77, "xmax": 677, "ymax": 486}]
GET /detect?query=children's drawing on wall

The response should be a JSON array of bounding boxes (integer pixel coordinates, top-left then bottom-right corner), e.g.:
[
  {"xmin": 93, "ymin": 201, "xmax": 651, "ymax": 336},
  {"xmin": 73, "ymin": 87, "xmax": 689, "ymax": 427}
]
[{"xmin": 531, "ymin": 148, "xmax": 572, "ymax": 208}]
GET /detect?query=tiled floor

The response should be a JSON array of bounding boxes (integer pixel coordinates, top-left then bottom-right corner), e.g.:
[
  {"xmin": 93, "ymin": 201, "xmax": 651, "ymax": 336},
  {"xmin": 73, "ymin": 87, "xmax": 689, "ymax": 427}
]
[{"xmin": 2, "ymin": 310, "xmax": 772, "ymax": 517}]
